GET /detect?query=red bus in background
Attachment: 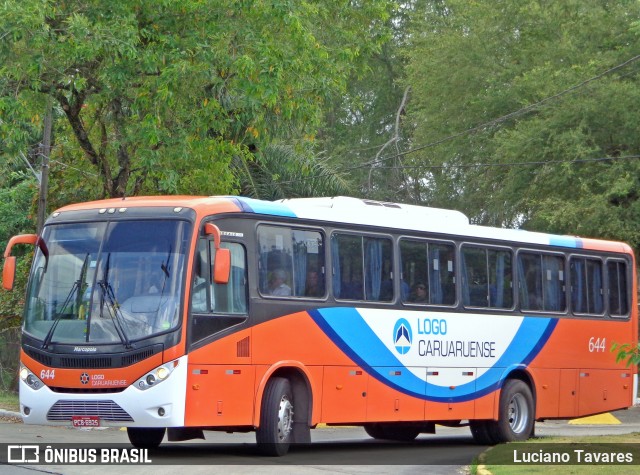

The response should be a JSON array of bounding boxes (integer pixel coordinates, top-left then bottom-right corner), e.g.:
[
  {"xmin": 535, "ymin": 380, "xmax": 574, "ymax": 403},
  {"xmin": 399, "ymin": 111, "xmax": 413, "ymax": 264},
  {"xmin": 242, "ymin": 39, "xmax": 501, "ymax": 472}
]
[{"xmin": 3, "ymin": 196, "xmax": 637, "ymax": 455}]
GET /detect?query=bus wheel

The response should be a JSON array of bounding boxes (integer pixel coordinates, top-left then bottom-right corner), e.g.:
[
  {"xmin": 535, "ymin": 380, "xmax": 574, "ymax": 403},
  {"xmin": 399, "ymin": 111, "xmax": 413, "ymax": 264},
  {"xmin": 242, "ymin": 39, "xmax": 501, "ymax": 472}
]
[
  {"xmin": 493, "ymin": 379, "xmax": 535, "ymax": 442},
  {"xmin": 127, "ymin": 427, "xmax": 166, "ymax": 449},
  {"xmin": 469, "ymin": 420, "xmax": 497, "ymax": 445},
  {"xmin": 256, "ymin": 377, "xmax": 294, "ymax": 456},
  {"xmin": 364, "ymin": 423, "xmax": 421, "ymax": 441}
]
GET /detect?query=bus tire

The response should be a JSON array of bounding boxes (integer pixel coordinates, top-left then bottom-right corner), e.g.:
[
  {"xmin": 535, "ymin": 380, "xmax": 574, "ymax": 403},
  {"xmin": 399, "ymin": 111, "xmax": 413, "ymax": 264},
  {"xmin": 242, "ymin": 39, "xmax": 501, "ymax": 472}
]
[
  {"xmin": 469, "ymin": 420, "xmax": 497, "ymax": 445},
  {"xmin": 364, "ymin": 423, "xmax": 421, "ymax": 441},
  {"xmin": 492, "ymin": 379, "xmax": 535, "ymax": 443},
  {"xmin": 127, "ymin": 427, "xmax": 165, "ymax": 449},
  {"xmin": 256, "ymin": 377, "xmax": 294, "ymax": 456}
]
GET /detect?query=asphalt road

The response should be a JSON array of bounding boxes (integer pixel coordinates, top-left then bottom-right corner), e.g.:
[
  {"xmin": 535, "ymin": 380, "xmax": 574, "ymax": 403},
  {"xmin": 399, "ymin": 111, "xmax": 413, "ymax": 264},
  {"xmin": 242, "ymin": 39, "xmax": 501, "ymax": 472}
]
[{"xmin": 1, "ymin": 405, "xmax": 639, "ymax": 475}]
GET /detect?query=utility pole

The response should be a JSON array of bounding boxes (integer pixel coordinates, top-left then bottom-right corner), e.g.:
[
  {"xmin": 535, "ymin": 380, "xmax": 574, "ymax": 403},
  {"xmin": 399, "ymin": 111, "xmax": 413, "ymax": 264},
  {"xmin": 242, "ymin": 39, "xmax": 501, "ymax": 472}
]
[{"xmin": 37, "ymin": 97, "xmax": 53, "ymax": 235}]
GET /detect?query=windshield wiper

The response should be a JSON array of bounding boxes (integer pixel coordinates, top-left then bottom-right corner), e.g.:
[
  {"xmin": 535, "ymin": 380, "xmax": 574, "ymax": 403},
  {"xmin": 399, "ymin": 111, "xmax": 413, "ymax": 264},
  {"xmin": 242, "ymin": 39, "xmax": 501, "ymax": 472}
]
[
  {"xmin": 97, "ymin": 253, "xmax": 132, "ymax": 349},
  {"xmin": 97, "ymin": 280, "xmax": 132, "ymax": 349},
  {"xmin": 42, "ymin": 253, "xmax": 89, "ymax": 349}
]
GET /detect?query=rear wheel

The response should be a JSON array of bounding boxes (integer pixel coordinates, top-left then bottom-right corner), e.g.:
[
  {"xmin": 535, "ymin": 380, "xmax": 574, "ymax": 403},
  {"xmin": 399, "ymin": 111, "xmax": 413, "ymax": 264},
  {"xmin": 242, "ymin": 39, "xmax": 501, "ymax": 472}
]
[
  {"xmin": 256, "ymin": 377, "xmax": 294, "ymax": 456},
  {"xmin": 491, "ymin": 379, "xmax": 535, "ymax": 442},
  {"xmin": 127, "ymin": 427, "xmax": 165, "ymax": 449},
  {"xmin": 364, "ymin": 423, "xmax": 421, "ymax": 441}
]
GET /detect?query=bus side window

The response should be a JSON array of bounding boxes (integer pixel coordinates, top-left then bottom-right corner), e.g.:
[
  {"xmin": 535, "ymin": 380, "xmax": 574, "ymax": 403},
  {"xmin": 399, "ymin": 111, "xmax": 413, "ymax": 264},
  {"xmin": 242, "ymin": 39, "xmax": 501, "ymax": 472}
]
[
  {"xmin": 191, "ymin": 240, "xmax": 247, "ymax": 315},
  {"xmin": 462, "ymin": 247, "xmax": 488, "ymax": 307},
  {"xmin": 518, "ymin": 252, "xmax": 565, "ymax": 312},
  {"xmin": 518, "ymin": 253, "xmax": 543, "ymax": 311},
  {"xmin": 332, "ymin": 233, "xmax": 393, "ymax": 302},
  {"xmin": 431, "ymin": 243, "xmax": 455, "ymax": 305},
  {"xmin": 258, "ymin": 225, "xmax": 325, "ymax": 299},
  {"xmin": 191, "ymin": 239, "xmax": 212, "ymax": 313},
  {"xmin": 400, "ymin": 239, "xmax": 456, "ymax": 306},
  {"xmin": 608, "ymin": 260, "xmax": 629, "ymax": 317},
  {"xmin": 570, "ymin": 257, "xmax": 603, "ymax": 315}
]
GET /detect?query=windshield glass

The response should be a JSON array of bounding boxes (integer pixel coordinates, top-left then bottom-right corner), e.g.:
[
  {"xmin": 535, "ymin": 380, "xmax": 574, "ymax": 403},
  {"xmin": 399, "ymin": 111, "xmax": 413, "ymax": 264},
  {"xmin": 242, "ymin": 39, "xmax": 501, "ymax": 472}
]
[{"xmin": 24, "ymin": 219, "xmax": 191, "ymax": 345}]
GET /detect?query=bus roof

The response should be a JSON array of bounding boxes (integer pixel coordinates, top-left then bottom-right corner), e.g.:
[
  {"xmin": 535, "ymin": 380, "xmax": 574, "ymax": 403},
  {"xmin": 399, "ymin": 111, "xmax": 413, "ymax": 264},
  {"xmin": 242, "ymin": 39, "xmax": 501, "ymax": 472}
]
[{"xmin": 54, "ymin": 195, "xmax": 632, "ymax": 254}]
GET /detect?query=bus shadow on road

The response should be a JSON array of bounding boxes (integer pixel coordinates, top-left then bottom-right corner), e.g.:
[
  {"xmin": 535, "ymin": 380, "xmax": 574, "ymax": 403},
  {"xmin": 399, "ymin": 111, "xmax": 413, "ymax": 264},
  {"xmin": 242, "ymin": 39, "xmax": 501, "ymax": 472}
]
[{"xmin": 147, "ymin": 435, "xmax": 485, "ymax": 465}]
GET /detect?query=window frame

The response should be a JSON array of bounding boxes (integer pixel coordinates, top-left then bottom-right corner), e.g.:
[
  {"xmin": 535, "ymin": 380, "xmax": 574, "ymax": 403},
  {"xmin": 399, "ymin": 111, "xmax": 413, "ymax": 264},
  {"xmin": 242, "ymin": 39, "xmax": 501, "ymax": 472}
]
[
  {"xmin": 568, "ymin": 254, "xmax": 606, "ymax": 318},
  {"xmin": 460, "ymin": 243, "xmax": 515, "ymax": 311},
  {"xmin": 257, "ymin": 223, "xmax": 327, "ymax": 300},
  {"xmin": 398, "ymin": 236, "xmax": 458, "ymax": 308},
  {"xmin": 515, "ymin": 249, "xmax": 568, "ymax": 315},
  {"xmin": 606, "ymin": 257, "xmax": 631, "ymax": 319},
  {"xmin": 330, "ymin": 230, "xmax": 395, "ymax": 303}
]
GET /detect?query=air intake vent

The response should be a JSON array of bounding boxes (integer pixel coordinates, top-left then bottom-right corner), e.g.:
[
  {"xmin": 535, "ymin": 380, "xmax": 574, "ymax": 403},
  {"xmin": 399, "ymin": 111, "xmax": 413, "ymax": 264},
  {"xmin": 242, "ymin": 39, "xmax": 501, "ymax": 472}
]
[
  {"xmin": 23, "ymin": 344, "xmax": 163, "ymax": 369},
  {"xmin": 47, "ymin": 400, "xmax": 133, "ymax": 422},
  {"xmin": 122, "ymin": 347, "xmax": 156, "ymax": 366},
  {"xmin": 24, "ymin": 347, "xmax": 53, "ymax": 366},
  {"xmin": 60, "ymin": 356, "xmax": 112, "ymax": 369},
  {"xmin": 237, "ymin": 336, "xmax": 250, "ymax": 358}
]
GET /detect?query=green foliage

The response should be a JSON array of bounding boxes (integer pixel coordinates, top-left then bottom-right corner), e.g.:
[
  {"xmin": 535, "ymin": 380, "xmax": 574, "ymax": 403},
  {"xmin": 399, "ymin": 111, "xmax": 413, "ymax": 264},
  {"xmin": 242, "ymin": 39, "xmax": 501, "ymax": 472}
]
[
  {"xmin": 0, "ymin": 164, "xmax": 37, "ymax": 328},
  {"xmin": 236, "ymin": 143, "xmax": 350, "ymax": 200},
  {"xmin": 612, "ymin": 342, "xmax": 640, "ymax": 369},
  {"xmin": 403, "ymin": 0, "xmax": 640, "ymax": 250},
  {"xmin": 1, "ymin": 0, "xmax": 392, "ymax": 200},
  {"xmin": 320, "ymin": 2, "xmax": 408, "ymax": 202}
]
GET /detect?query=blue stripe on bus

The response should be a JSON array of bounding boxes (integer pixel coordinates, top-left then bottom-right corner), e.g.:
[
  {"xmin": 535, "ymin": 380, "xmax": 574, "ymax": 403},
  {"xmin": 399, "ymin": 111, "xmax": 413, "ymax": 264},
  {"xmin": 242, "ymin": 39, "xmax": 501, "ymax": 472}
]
[
  {"xmin": 231, "ymin": 197, "xmax": 297, "ymax": 218},
  {"xmin": 309, "ymin": 308, "xmax": 557, "ymax": 402},
  {"xmin": 549, "ymin": 236, "xmax": 582, "ymax": 248}
]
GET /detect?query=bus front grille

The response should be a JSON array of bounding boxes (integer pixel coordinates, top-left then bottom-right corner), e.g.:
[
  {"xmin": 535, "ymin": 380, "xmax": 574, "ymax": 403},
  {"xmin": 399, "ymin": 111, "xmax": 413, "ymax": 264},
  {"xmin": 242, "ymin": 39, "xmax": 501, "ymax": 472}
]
[{"xmin": 47, "ymin": 400, "xmax": 134, "ymax": 422}]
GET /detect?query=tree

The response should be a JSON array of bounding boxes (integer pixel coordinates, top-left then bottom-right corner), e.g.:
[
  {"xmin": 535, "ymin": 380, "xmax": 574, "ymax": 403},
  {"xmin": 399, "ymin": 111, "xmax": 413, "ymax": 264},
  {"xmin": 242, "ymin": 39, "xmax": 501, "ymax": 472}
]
[
  {"xmin": 1, "ymin": 0, "xmax": 393, "ymax": 203},
  {"xmin": 319, "ymin": 2, "xmax": 411, "ymax": 202},
  {"xmin": 235, "ymin": 143, "xmax": 350, "ymax": 200},
  {"xmin": 403, "ymin": 0, "xmax": 640, "ymax": 249}
]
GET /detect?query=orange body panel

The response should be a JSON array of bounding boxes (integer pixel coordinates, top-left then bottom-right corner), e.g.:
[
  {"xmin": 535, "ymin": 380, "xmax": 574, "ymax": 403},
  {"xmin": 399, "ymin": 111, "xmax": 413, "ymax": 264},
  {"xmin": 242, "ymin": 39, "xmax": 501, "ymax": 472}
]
[
  {"xmin": 321, "ymin": 366, "xmax": 368, "ymax": 423},
  {"xmin": 365, "ymin": 369, "xmax": 425, "ymax": 422}
]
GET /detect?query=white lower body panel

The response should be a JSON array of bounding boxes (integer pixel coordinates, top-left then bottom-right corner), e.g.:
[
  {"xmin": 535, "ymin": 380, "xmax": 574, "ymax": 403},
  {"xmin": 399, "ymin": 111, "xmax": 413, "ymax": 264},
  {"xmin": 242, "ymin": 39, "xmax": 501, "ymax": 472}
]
[{"xmin": 20, "ymin": 355, "xmax": 188, "ymax": 428}]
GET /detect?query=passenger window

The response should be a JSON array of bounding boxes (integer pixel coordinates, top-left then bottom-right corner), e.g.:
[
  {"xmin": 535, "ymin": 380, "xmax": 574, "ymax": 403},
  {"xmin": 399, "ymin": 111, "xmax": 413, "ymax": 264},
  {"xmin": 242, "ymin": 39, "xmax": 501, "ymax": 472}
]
[
  {"xmin": 400, "ymin": 239, "xmax": 455, "ymax": 305},
  {"xmin": 462, "ymin": 246, "xmax": 512, "ymax": 309},
  {"xmin": 518, "ymin": 252, "xmax": 566, "ymax": 312},
  {"xmin": 192, "ymin": 240, "xmax": 248, "ymax": 315},
  {"xmin": 258, "ymin": 226, "xmax": 325, "ymax": 298},
  {"xmin": 570, "ymin": 257, "xmax": 604, "ymax": 315},
  {"xmin": 332, "ymin": 233, "xmax": 393, "ymax": 302},
  {"xmin": 608, "ymin": 260, "xmax": 629, "ymax": 317},
  {"xmin": 190, "ymin": 239, "xmax": 248, "ymax": 344}
]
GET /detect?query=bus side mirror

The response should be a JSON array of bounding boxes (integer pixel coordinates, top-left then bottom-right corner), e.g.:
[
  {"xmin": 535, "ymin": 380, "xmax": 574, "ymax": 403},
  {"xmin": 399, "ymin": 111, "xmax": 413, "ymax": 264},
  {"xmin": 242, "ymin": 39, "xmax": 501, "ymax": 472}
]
[
  {"xmin": 204, "ymin": 223, "xmax": 230, "ymax": 285},
  {"xmin": 213, "ymin": 248, "xmax": 231, "ymax": 284},
  {"xmin": 3, "ymin": 256, "xmax": 16, "ymax": 291},
  {"xmin": 3, "ymin": 234, "xmax": 39, "ymax": 291}
]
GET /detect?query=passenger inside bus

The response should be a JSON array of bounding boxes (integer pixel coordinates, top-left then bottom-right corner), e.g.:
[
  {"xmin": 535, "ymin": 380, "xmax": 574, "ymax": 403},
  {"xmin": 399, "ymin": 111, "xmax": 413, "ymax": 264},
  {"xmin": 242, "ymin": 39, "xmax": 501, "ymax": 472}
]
[
  {"xmin": 304, "ymin": 270, "xmax": 323, "ymax": 297},
  {"xmin": 409, "ymin": 282, "xmax": 428, "ymax": 303},
  {"xmin": 269, "ymin": 269, "xmax": 292, "ymax": 296}
]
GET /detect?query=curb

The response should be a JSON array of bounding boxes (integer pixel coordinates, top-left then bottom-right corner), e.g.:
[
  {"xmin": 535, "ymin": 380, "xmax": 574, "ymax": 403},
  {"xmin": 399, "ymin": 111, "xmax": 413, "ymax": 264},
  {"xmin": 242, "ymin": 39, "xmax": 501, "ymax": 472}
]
[
  {"xmin": 476, "ymin": 465, "xmax": 492, "ymax": 475},
  {"xmin": 0, "ymin": 408, "xmax": 22, "ymax": 419}
]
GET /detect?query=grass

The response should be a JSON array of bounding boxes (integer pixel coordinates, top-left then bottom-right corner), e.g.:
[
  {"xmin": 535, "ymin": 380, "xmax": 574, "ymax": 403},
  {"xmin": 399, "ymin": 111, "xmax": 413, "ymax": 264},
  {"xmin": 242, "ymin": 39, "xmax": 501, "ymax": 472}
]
[
  {"xmin": 0, "ymin": 390, "xmax": 19, "ymax": 412},
  {"xmin": 476, "ymin": 434, "xmax": 640, "ymax": 474}
]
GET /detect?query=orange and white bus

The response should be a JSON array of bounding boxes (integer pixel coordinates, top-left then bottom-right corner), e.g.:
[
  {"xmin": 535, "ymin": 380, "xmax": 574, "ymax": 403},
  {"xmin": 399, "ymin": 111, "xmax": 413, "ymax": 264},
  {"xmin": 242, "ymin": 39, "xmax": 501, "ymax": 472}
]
[{"xmin": 3, "ymin": 196, "xmax": 637, "ymax": 455}]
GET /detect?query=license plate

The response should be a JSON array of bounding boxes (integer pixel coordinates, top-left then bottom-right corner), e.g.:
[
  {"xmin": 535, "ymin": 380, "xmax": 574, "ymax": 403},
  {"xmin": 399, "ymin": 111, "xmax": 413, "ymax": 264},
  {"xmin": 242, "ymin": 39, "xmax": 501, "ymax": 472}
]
[{"xmin": 71, "ymin": 416, "xmax": 100, "ymax": 428}]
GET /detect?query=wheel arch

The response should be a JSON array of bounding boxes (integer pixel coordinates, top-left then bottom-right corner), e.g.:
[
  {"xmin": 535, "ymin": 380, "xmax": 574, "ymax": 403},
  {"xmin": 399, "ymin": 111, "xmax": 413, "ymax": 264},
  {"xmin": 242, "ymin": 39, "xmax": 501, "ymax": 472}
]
[
  {"xmin": 253, "ymin": 361, "xmax": 314, "ymax": 433},
  {"xmin": 494, "ymin": 366, "xmax": 536, "ymax": 419}
]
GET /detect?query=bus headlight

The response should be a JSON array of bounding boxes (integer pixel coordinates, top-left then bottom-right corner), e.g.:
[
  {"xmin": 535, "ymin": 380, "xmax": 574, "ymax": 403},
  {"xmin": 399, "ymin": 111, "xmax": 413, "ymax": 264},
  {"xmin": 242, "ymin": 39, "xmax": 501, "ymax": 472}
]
[
  {"xmin": 19, "ymin": 366, "xmax": 44, "ymax": 390},
  {"xmin": 135, "ymin": 360, "xmax": 178, "ymax": 391}
]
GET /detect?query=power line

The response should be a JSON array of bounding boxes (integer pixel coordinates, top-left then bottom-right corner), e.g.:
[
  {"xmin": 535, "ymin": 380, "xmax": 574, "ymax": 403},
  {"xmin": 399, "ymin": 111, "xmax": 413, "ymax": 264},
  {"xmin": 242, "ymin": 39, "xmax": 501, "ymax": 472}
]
[
  {"xmin": 370, "ymin": 154, "xmax": 640, "ymax": 170},
  {"xmin": 275, "ymin": 53, "xmax": 640, "ymax": 187},
  {"xmin": 357, "ymin": 53, "xmax": 640, "ymax": 169},
  {"xmin": 50, "ymin": 159, "xmax": 99, "ymax": 177}
]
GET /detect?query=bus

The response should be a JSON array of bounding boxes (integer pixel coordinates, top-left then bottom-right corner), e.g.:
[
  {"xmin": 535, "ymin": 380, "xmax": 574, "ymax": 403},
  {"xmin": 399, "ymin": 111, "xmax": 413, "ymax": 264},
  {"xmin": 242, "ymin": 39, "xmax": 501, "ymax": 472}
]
[{"xmin": 3, "ymin": 195, "xmax": 637, "ymax": 455}]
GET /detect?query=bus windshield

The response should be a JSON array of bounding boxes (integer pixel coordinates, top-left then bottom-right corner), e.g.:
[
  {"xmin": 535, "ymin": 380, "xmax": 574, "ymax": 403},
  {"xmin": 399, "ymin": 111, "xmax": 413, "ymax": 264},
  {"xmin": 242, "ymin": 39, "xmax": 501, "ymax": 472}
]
[{"xmin": 24, "ymin": 219, "xmax": 191, "ymax": 345}]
